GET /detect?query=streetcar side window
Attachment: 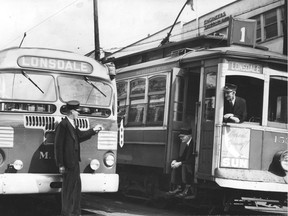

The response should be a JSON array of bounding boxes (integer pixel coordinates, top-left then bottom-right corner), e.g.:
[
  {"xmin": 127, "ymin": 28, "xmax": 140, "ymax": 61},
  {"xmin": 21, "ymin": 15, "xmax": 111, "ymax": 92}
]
[
  {"xmin": 127, "ymin": 78, "xmax": 146, "ymax": 126},
  {"xmin": 225, "ymin": 75, "xmax": 264, "ymax": 124},
  {"xmin": 173, "ymin": 76, "xmax": 185, "ymax": 121},
  {"xmin": 268, "ymin": 76, "xmax": 288, "ymax": 128},
  {"xmin": 204, "ymin": 72, "xmax": 216, "ymax": 122},
  {"xmin": 117, "ymin": 81, "xmax": 128, "ymax": 123},
  {"xmin": 146, "ymin": 76, "xmax": 166, "ymax": 126},
  {"xmin": 118, "ymin": 75, "xmax": 167, "ymax": 127}
]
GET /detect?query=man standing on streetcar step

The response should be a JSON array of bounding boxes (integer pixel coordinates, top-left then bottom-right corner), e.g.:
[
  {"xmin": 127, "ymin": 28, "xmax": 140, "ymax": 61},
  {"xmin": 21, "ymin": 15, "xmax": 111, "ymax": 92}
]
[{"xmin": 54, "ymin": 100, "xmax": 102, "ymax": 216}]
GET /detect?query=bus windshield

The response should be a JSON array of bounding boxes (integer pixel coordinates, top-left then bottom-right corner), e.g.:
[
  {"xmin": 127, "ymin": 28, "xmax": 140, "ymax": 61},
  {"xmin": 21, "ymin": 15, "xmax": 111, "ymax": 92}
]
[
  {"xmin": 58, "ymin": 75, "xmax": 112, "ymax": 107},
  {"xmin": 0, "ymin": 71, "xmax": 56, "ymax": 101}
]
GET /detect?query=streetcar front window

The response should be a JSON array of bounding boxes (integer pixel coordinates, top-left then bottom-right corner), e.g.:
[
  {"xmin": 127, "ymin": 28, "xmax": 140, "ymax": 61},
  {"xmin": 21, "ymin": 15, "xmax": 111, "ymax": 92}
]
[
  {"xmin": 58, "ymin": 75, "xmax": 112, "ymax": 107},
  {"xmin": 0, "ymin": 71, "xmax": 56, "ymax": 101}
]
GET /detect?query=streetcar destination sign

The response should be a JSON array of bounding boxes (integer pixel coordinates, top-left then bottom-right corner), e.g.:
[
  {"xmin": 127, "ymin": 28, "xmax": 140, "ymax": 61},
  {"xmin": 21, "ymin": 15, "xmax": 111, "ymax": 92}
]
[
  {"xmin": 18, "ymin": 56, "xmax": 93, "ymax": 73},
  {"xmin": 228, "ymin": 61, "xmax": 262, "ymax": 74}
]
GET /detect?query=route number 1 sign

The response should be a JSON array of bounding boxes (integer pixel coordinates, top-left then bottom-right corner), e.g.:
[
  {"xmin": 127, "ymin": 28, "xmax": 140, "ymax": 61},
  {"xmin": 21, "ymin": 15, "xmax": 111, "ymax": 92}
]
[{"xmin": 228, "ymin": 16, "xmax": 257, "ymax": 47}]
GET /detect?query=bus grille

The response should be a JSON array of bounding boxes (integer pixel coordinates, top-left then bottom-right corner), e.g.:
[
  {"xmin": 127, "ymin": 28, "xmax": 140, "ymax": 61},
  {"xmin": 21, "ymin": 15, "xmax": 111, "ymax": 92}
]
[
  {"xmin": 74, "ymin": 118, "xmax": 89, "ymax": 130},
  {"xmin": 24, "ymin": 115, "xmax": 89, "ymax": 131},
  {"xmin": 24, "ymin": 116, "xmax": 56, "ymax": 131}
]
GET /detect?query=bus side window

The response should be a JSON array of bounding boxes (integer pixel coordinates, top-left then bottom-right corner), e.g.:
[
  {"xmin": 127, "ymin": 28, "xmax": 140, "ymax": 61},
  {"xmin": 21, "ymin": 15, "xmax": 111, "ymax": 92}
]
[{"xmin": 268, "ymin": 76, "xmax": 288, "ymax": 127}]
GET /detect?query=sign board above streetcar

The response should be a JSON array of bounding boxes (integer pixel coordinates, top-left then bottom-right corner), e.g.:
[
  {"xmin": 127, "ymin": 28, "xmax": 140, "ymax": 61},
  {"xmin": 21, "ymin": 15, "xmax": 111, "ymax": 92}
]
[
  {"xmin": 228, "ymin": 16, "xmax": 257, "ymax": 47},
  {"xmin": 17, "ymin": 56, "xmax": 93, "ymax": 74}
]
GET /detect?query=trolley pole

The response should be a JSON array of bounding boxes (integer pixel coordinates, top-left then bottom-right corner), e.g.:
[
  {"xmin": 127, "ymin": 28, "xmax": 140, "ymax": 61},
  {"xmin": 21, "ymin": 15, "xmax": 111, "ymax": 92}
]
[{"xmin": 93, "ymin": 0, "xmax": 100, "ymax": 60}]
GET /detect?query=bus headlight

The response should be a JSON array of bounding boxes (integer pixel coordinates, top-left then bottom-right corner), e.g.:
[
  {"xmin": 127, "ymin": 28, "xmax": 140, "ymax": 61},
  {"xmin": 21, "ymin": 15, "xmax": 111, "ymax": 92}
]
[
  {"xmin": 90, "ymin": 159, "xmax": 100, "ymax": 171},
  {"xmin": 280, "ymin": 150, "xmax": 288, "ymax": 172},
  {"xmin": 104, "ymin": 152, "xmax": 115, "ymax": 168},
  {"xmin": 13, "ymin": 160, "xmax": 23, "ymax": 170}
]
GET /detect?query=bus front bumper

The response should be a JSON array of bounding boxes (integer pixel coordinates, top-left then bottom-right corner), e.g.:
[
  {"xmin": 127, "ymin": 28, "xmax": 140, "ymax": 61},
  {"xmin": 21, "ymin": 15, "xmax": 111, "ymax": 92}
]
[{"xmin": 0, "ymin": 173, "xmax": 119, "ymax": 194}]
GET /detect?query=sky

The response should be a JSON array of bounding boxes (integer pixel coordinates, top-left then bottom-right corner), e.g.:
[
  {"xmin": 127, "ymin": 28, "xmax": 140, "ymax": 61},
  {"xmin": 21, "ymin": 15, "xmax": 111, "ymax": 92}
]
[{"xmin": 0, "ymin": 0, "xmax": 236, "ymax": 55}]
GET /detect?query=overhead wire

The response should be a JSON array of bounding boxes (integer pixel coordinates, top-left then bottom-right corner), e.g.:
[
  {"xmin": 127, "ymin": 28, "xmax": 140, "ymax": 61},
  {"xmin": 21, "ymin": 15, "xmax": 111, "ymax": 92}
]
[
  {"xmin": 102, "ymin": 0, "xmax": 280, "ymax": 53},
  {"xmin": 1, "ymin": 0, "xmax": 80, "ymax": 49}
]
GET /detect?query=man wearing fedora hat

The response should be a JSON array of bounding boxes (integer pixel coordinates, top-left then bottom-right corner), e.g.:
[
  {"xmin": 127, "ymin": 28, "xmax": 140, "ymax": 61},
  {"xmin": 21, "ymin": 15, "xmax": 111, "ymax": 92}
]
[
  {"xmin": 166, "ymin": 129, "xmax": 195, "ymax": 198},
  {"xmin": 223, "ymin": 83, "xmax": 247, "ymax": 123},
  {"xmin": 54, "ymin": 100, "xmax": 102, "ymax": 216}
]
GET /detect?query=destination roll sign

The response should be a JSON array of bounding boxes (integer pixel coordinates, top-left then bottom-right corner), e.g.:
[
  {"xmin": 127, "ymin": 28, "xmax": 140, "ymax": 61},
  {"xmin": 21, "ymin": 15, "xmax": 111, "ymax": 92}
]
[{"xmin": 18, "ymin": 56, "xmax": 93, "ymax": 73}]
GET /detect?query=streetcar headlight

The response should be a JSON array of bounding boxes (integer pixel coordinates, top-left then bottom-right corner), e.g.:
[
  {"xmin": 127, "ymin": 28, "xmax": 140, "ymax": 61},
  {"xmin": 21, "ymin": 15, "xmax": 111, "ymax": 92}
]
[
  {"xmin": 104, "ymin": 152, "xmax": 115, "ymax": 168},
  {"xmin": 90, "ymin": 159, "xmax": 100, "ymax": 171},
  {"xmin": 280, "ymin": 150, "xmax": 288, "ymax": 172},
  {"xmin": 13, "ymin": 160, "xmax": 23, "ymax": 170}
]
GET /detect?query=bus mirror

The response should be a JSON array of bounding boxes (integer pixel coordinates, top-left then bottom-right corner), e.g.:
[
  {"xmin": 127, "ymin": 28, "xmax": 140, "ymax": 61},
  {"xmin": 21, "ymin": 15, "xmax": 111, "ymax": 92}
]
[{"xmin": 105, "ymin": 62, "xmax": 116, "ymax": 80}]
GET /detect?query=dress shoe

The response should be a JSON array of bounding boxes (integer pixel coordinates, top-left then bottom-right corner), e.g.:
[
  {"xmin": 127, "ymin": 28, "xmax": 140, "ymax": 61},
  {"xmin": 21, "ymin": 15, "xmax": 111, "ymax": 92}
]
[
  {"xmin": 166, "ymin": 186, "xmax": 182, "ymax": 196},
  {"xmin": 175, "ymin": 185, "xmax": 192, "ymax": 198}
]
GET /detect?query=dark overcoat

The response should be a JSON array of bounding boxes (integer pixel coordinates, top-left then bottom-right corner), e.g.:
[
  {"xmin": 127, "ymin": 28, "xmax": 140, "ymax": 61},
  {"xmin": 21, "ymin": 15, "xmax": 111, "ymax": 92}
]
[
  {"xmin": 224, "ymin": 96, "xmax": 247, "ymax": 123},
  {"xmin": 54, "ymin": 117, "xmax": 96, "ymax": 168}
]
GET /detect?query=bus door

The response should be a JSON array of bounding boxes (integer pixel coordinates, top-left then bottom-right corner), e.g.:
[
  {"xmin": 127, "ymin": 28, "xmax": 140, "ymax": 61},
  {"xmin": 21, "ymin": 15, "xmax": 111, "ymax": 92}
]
[
  {"xmin": 166, "ymin": 67, "xmax": 200, "ymax": 173},
  {"xmin": 197, "ymin": 66, "xmax": 218, "ymax": 178}
]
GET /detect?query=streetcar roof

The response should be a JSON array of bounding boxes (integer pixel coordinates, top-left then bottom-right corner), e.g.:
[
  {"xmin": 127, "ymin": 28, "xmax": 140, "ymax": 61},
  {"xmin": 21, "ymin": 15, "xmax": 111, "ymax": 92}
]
[{"xmin": 180, "ymin": 45, "xmax": 288, "ymax": 65}]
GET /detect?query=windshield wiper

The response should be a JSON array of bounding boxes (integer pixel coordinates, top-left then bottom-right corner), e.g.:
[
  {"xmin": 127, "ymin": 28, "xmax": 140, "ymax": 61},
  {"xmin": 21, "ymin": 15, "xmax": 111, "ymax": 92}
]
[
  {"xmin": 84, "ymin": 76, "xmax": 106, "ymax": 97},
  {"xmin": 21, "ymin": 70, "xmax": 44, "ymax": 94}
]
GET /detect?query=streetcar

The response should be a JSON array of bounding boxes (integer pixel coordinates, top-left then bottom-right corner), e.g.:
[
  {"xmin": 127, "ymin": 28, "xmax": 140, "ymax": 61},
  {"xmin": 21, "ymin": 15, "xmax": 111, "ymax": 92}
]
[
  {"xmin": 0, "ymin": 47, "xmax": 119, "ymax": 194},
  {"xmin": 111, "ymin": 20, "xmax": 288, "ymax": 213}
]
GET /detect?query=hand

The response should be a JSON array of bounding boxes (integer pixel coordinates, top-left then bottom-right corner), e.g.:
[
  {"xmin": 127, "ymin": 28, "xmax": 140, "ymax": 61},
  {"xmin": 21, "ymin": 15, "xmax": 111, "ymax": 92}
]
[
  {"xmin": 171, "ymin": 161, "xmax": 182, "ymax": 168},
  {"xmin": 59, "ymin": 166, "xmax": 66, "ymax": 174},
  {"xmin": 224, "ymin": 113, "xmax": 234, "ymax": 119},
  {"xmin": 93, "ymin": 125, "xmax": 103, "ymax": 132},
  {"xmin": 174, "ymin": 162, "xmax": 182, "ymax": 168},
  {"xmin": 171, "ymin": 160, "xmax": 176, "ymax": 168}
]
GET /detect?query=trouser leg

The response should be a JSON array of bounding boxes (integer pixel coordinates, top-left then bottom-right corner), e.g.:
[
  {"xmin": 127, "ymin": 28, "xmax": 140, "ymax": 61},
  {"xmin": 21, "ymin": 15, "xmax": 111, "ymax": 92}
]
[
  {"xmin": 181, "ymin": 164, "xmax": 192, "ymax": 185},
  {"xmin": 61, "ymin": 163, "xmax": 81, "ymax": 216}
]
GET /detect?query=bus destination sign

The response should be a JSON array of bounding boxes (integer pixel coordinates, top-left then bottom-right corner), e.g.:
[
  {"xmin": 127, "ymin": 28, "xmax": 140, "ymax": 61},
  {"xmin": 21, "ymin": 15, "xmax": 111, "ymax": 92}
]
[{"xmin": 18, "ymin": 56, "xmax": 93, "ymax": 73}]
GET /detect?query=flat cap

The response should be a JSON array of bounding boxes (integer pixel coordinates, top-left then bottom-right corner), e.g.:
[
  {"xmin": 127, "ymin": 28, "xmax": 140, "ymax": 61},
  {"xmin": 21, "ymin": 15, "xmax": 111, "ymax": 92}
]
[
  {"xmin": 223, "ymin": 83, "xmax": 237, "ymax": 92},
  {"xmin": 179, "ymin": 128, "xmax": 192, "ymax": 135},
  {"xmin": 66, "ymin": 100, "xmax": 80, "ymax": 111}
]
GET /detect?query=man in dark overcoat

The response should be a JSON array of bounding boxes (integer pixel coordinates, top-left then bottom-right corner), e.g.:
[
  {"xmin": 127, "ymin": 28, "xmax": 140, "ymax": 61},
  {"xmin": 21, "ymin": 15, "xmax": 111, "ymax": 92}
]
[
  {"xmin": 54, "ymin": 100, "xmax": 102, "ymax": 216},
  {"xmin": 167, "ymin": 129, "xmax": 195, "ymax": 198},
  {"xmin": 223, "ymin": 83, "xmax": 247, "ymax": 123}
]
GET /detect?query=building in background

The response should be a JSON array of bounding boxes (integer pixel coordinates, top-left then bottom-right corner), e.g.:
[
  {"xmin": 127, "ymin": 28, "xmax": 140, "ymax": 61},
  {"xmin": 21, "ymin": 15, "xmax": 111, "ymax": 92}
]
[{"xmin": 91, "ymin": 0, "xmax": 285, "ymax": 61}]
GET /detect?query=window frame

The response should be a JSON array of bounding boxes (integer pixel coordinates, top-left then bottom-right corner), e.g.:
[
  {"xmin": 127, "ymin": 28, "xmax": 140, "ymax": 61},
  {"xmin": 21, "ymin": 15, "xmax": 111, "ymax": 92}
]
[{"xmin": 116, "ymin": 73, "xmax": 168, "ymax": 127}]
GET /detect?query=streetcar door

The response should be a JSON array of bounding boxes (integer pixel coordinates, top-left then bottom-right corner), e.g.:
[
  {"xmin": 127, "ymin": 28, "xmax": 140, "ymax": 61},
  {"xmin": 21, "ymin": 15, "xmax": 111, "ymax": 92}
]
[
  {"xmin": 166, "ymin": 67, "xmax": 200, "ymax": 173},
  {"xmin": 197, "ymin": 67, "xmax": 217, "ymax": 176}
]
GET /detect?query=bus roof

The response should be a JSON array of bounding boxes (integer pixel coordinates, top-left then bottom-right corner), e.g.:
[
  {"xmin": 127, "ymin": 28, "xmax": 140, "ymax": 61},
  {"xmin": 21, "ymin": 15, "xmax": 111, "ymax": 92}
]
[{"xmin": 0, "ymin": 47, "xmax": 111, "ymax": 80}]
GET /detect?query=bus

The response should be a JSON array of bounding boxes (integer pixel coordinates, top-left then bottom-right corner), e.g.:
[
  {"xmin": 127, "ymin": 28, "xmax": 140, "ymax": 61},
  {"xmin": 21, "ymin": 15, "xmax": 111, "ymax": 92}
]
[
  {"xmin": 0, "ymin": 47, "xmax": 119, "ymax": 194},
  {"xmin": 112, "ymin": 35, "xmax": 287, "ymax": 212}
]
